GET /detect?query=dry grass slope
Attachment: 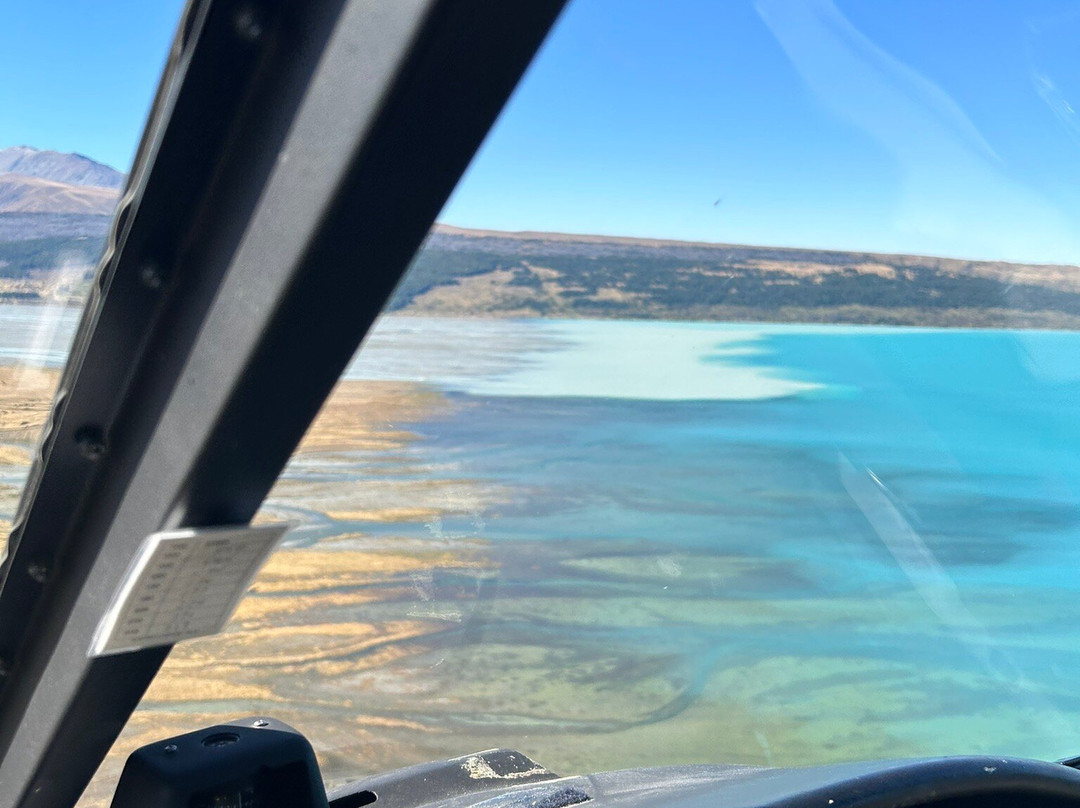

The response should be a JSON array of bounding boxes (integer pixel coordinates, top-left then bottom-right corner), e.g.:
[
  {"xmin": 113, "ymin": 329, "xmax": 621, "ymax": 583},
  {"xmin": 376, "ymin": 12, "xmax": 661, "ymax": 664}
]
[{"xmin": 0, "ymin": 174, "xmax": 119, "ymax": 215}]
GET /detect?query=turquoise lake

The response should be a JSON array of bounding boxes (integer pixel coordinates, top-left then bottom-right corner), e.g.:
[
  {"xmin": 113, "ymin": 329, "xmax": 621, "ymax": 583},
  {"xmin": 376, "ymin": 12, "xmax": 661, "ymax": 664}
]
[
  {"xmin": 306, "ymin": 316, "xmax": 1080, "ymax": 769},
  {"xmin": 11, "ymin": 306, "xmax": 1080, "ymax": 775}
]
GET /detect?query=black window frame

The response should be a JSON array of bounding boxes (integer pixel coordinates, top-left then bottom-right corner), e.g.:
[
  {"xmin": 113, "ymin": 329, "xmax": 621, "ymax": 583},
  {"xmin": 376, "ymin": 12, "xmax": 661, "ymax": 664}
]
[{"xmin": 0, "ymin": 2, "xmax": 566, "ymax": 807}]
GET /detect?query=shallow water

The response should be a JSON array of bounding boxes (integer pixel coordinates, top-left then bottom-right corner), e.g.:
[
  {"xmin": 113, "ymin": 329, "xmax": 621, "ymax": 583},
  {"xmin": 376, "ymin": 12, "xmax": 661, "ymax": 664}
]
[
  {"xmin": 311, "ymin": 317, "xmax": 1080, "ymax": 770},
  {"xmin": 10, "ymin": 308, "xmax": 1077, "ymax": 800}
]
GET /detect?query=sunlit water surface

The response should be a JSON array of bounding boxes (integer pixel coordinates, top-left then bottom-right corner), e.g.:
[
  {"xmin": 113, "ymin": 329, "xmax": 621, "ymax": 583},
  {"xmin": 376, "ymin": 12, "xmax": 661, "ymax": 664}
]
[
  {"xmin": 9, "ymin": 307, "xmax": 1080, "ymax": 790},
  {"xmin": 278, "ymin": 316, "xmax": 1080, "ymax": 773}
]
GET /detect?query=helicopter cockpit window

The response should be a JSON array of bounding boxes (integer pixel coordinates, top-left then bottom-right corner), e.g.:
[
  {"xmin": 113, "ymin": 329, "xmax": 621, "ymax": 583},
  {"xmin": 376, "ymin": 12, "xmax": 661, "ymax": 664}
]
[{"xmin": 44, "ymin": 1, "xmax": 1080, "ymax": 804}]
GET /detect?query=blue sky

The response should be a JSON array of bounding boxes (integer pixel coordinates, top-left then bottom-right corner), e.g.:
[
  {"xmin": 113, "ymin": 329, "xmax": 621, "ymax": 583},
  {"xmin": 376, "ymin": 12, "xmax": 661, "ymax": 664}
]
[
  {"xmin": 7, "ymin": 0, "xmax": 1080, "ymax": 263},
  {"xmin": 1, "ymin": 0, "xmax": 183, "ymax": 171}
]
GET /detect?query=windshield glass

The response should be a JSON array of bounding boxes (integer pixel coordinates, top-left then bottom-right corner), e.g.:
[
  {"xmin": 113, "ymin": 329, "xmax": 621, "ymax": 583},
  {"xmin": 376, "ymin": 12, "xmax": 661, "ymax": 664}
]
[
  {"xmin": 75, "ymin": 0, "xmax": 1080, "ymax": 802},
  {"xmin": 0, "ymin": 4, "xmax": 181, "ymax": 554}
]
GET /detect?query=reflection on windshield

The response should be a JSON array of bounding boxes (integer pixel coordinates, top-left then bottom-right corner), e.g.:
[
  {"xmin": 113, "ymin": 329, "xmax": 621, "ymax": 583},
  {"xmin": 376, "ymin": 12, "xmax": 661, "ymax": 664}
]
[
  {"xmin": 68, "ymin": 0, "xmax": 1080, "ymax": 804},
  {"xmin": 83, "ymin": 311, "xmax": 1080, "ymax": 800},
  {"xmin": 0, "ymin": 303, "xmax": 91, "ymax": 555},
  {"xmin": 0, "ymin": 147, "xmax": 128, "ymax": 553}
]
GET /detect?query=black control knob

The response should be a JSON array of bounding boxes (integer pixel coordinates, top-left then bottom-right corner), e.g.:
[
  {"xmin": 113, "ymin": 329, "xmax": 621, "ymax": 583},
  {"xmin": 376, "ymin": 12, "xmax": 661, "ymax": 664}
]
[{"xmin": 110, "ymin": 717, "xmax": 328, "ymax": 808}]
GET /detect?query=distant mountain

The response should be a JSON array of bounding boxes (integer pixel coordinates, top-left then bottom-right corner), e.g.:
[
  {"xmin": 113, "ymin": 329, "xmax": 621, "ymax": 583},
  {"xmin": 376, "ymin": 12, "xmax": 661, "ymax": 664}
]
[
  {"xmin": 387, "ymin": 225, "xmax": 1080, "ymax": 328},
  {"xmin": 0, "ymin": 146, "xmax": 124, "ymax": 189},
  {"xmin": 0, "ymin": 213, "xmax": 110, "ymax": 242},
  {"xmin": 0, "ymin": 174, "xmax": 119, "ymax": 215},
  {"xmin": 3, "ymin": 143, "xmax": 1080, "ymax": 327},
  {"xmin": 0, "ymin": 147, "xmax": 122, "ymax": 295},
  {"xmin": 0, "ymin": 146, "xmax": 121, "ymax": 232}
]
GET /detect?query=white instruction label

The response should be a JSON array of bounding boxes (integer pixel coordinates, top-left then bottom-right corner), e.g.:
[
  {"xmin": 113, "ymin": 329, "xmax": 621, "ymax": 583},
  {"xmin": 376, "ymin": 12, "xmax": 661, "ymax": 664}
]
[{"xmin": 91, "ymin": 524, "xmax": 287, "ymax": 657}]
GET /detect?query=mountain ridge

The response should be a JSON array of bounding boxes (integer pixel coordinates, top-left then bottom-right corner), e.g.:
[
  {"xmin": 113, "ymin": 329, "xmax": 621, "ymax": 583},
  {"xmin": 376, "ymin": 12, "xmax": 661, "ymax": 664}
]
[
  {"xmin": 0, "ymin": 146, "xmax": 124, "ymax": 189},
  {"xmin": 388, "ymin": 225, "xmax": 1080, "ymax": 328},
  {"xmin": 1, "ymin": 139, "xmax": 1080, "ymax": 327},
  {"xmin": 0, "ymin": 174, "xmax": 119, "ymax": 215},
  {"xmin": 430, "ymin": 224, "xmax": 1080, "ymax": 270}
]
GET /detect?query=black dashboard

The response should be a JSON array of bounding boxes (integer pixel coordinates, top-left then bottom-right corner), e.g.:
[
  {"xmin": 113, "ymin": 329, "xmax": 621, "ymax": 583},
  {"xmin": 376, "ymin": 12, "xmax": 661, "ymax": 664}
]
[{"xmin": 109, "ymin": 718, "xmax": 1080, "ymax": 808}]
